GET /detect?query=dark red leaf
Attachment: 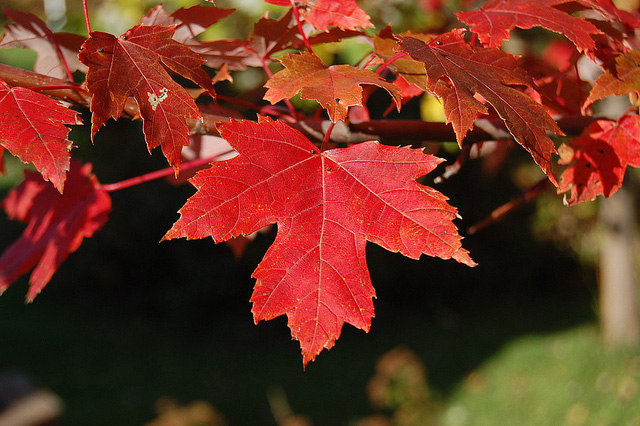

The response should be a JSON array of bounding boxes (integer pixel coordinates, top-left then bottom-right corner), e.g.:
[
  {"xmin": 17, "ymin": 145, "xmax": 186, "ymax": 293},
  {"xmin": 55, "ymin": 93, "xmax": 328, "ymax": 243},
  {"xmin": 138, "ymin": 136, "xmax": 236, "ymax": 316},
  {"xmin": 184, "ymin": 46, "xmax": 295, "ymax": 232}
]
[
  {"xmin": 0, "ymin": 161, "xmax": 111, "ymax": 301},
  {"xmin": 164, "ymin": 118, "xmax": 474, "ymax": 366},
  {"xmin": 78, "ymin": 25, "xmax": 215, "ymax": 174},
  {"xmin": 0, "ymin": 78, "xmax": 79, "ymax": 193}
]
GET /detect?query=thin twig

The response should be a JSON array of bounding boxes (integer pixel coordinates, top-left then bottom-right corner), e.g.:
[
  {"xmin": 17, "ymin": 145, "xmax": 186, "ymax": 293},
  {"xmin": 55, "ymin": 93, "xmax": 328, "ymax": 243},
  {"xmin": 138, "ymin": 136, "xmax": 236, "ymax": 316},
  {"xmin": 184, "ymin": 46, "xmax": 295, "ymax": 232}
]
[
  {"xmin": 467, "ymin": 178, "xmax": 552, "ymax": 234},
  {"xmin": 82, "ymin": 0, "xmax": 92, "ymax": 34},
  {"xmin": 100, "ymin": 149, "xmax": 235, "ymax": 192}
]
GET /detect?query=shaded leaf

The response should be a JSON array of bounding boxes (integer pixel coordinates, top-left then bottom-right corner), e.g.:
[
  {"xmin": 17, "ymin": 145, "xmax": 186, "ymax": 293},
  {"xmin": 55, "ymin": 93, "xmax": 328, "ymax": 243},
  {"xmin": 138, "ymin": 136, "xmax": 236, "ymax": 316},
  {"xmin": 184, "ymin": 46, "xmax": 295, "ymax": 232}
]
[
  {"xmin": 264, "ymin": 52, "xmax": 400, "ymax": 122},
  {"xmin": 0, "ymin": 161, "xmax": 111, "ymax": 301},
  {"xmin": 373, "ymin": 26, "xmax": 430, "ymax": 90},
  {"xmin": 78, "ymin": 25, "xmax": 215, "ymax": 174},
  {"xmin": 194, "ymin": 39, "xmax": 263, "ymax": 71},
  {"xmin": 398, "ymin": 31, "xmax": 562, "ymax": 185},
  {"xmin": 558, "ymin": 115, "xmax": 640, "ymax": 205},
  {"xmin": 0, "ymin": 8, "xmax": 86, "ymax": 79},
  {"xmin": 0, "ymin": 78, "xmax": 79, "ymax": 193},
  {"xmin": 164, "ymin": 118, "xmax": 474, "ymax": 366}
]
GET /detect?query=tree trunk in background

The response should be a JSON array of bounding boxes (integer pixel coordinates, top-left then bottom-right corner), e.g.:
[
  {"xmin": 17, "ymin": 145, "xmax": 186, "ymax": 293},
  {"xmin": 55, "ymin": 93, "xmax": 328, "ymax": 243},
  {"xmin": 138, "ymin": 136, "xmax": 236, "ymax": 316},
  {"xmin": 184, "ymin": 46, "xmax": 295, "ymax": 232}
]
[{"xmin": 599, "ymin": 179, "xmax": 640, "ymax": 346}]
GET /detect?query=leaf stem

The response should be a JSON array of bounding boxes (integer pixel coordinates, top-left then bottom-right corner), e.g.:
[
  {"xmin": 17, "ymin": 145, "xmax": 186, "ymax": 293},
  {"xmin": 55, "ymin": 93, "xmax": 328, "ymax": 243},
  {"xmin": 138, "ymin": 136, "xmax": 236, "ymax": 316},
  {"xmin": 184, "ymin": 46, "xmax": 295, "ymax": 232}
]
[
  {"xmin": 100, "ymin": 150, "xmax": 235, "ymax": 192},
  {"xmin": 321, "ymin": 121, "xmax": 337, "ymax": 151},
  {"xmin": 291, "ymin": 3, "xmax": 314, "ymax": 54},
  {"xmin": 82, "ymin": 0, "xmax": 92, "ymax": 34},
  {"xmin": 467, "ymin": 178, "xmax": 551, "ymax": 234},
  {"xmin": 376, "ymin": 53, "xmax": 408, "ymax": 75}
]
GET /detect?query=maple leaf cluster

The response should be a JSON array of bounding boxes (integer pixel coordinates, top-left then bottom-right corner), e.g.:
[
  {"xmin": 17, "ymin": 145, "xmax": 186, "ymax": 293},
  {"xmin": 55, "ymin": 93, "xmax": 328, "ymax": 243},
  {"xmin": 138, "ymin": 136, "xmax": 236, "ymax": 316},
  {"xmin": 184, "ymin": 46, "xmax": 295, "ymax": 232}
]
[{"xmin": 1, "ymin": 0, "xmax": 640, "ymax": 366}]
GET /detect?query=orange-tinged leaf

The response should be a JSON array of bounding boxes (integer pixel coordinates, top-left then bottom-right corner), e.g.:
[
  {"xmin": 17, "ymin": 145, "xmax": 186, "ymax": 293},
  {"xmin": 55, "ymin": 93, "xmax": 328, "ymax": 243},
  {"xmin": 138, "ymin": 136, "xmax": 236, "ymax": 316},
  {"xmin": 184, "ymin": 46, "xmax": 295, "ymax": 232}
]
[
  {"xmin": 0, "ymin": 161, "xmax": 111, "ymax": 301},
  {"xmin": 398, "ymin": 31, "xmax": 562, "ymax": 185},
  {"xmin": 456, "ymin": 0, "xmax": 601, "ymax": 55},
  {"xmin": 78, "ymin": 25, "xmax": 215, "ymax": 174},
  {"xmin": 164, "ymin": 118, "xmax": 474, "ymax": 366},
  {"xmin": 264, "ymin": 52, "xmax": 401, "ymax": 122},
  {"xmin": 0, "ymin": 78, "xmax": 79, "ymax": 193}
]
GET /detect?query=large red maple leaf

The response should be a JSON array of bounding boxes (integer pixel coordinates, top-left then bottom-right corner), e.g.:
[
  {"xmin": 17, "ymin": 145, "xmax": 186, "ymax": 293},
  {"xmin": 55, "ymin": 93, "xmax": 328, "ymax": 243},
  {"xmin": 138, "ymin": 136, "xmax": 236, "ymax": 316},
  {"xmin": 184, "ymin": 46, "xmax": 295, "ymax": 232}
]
[
  {"xmin": 456, "ymin": 0, "xmax": 601, "ymax": 55},
  {"xmin": 264, "ymin": 52, "xmax": 401, "ymax": 122},
  {"xmin": 78, "ymin": 25, "xmax": 215, "ymax": 174},
  {"xmin": 398, "ymin": 31, "xmax": 562, "ymax": 185},
  {"xmin": 0, "ymin": 78, "xmax": 79, "ymax": 193},
  {"xmin": 558, "ymin": 115, "xmax": 640, "ymax": 205},
  {"xmin": 164, "ymin": 118, "xmax": 475, "ymax": 366},
  {"xmin": 0, "ymin": 161, "xmax": 111, "ymax": 302}
]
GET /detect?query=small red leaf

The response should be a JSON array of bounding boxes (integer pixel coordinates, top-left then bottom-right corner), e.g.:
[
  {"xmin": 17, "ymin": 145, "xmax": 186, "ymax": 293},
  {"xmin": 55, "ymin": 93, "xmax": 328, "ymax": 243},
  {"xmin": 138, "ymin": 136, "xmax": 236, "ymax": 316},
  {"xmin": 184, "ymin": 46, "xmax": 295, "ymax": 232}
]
[
  {"xmin": 302, "ymin": 0, "xmax": 373, "ymax": 32},
  {"xmin": 0, "ymin": 161, "xmax": 111, "ymax": 301},
  {"xmin": 79, "ymin": 25, "xmax": 214, "ymax": 174},
  {"xmin": 164, "ymin": 118, "xmax": 474, "ymax": 366},
  {"xmin": 558, "ymin": 116, "xmax": 640, "ymax": 205},
  {"xmin": 264, "ymin": 52, "xmax": 400, "ymax": 122},
  {"xmin": 0, "ymin": 78, "xmax": 79, "ymax": 193}
]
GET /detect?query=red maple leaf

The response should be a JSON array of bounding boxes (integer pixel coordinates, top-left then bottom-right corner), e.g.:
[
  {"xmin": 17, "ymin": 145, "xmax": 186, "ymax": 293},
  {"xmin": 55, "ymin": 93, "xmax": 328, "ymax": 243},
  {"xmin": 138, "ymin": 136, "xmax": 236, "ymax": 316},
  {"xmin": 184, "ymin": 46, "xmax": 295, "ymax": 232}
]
[
  {"xmin": 163, "ymin": 118, "xmax": 475, "ymax": 366},
  {"xmin": 0, "ymin": 8, "xmax": 87, "ymax": 79},
  {"xmin": 584, "ymin": 49, "xmax": 640, "ymax": 110},
  {"xmin": 264, "ymin": 52, "xmax": 401, "ymax": 122},
  {"xmin": 558, "ymin": 115, "xmax": 640, "ymax": 205},
  {"xmin": 456, "ymin": 0, "xmax": 601, "ymax": 55},
  {"xmin": 78, "ymin": 25, "xmax": 215, "ymax": 174},
  {"xmin": 0, "ymin": 78, "xmax": 80, "ymax": 193},
  {"xmin": 398, "ymin": 31, "xmax": 562, "ymax": 185},
  {"xmin": 0, "ymin": 161, "xmax": 111, "ymax": 302}
]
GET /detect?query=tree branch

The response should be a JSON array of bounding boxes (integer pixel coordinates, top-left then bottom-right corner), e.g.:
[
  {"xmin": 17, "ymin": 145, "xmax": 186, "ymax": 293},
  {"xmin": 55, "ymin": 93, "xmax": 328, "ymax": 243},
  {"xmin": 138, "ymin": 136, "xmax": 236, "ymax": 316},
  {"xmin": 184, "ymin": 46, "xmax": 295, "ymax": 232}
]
[{"xmin": 0, "ymin": 63, "xmax": 596, "ymax": 144}]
